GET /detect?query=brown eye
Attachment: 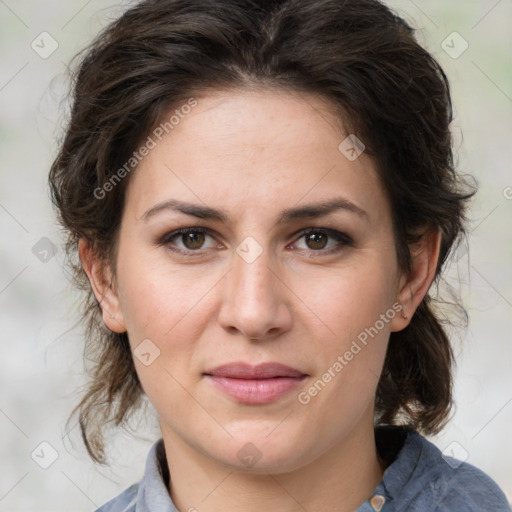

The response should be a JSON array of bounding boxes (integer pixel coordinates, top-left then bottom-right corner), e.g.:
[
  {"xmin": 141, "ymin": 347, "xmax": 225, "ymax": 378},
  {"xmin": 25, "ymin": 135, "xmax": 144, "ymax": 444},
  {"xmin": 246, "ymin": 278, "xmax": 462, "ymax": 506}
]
[
  {"xmin": 292, "ymin": 228, "xmax": 354, "ymax": 255},
  {"xmin": 181, "ymin": 231, "xmax": 206, "ymax": 250},
  {"xmin": 305, "ymin": 232, "xmax": 328, "ymax": 250},
  {"xmin": 160, "ymin": 227, "xmax": 219, "ymax": 254}
]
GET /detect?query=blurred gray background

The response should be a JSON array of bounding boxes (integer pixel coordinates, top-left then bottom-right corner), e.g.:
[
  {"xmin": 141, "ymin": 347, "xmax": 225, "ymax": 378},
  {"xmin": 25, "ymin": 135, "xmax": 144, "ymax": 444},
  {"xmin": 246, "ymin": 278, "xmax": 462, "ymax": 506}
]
[{"xmin": 0, "ymin": 1, "xmax": 511, "ymax": 510}]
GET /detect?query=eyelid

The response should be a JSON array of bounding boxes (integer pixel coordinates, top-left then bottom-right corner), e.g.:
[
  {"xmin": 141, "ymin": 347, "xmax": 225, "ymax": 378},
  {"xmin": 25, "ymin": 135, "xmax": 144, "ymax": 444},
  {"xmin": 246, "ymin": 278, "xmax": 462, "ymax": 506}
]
[
  {"xmin": 290, "ymin": 227, "xmax": 354, "ymax": 254},
  {"xmin": 292, "ymin": 226, "xmax": 353, "ymax": 242},
  {"xmin": 159, "ymin": 226, "xmax": 220, "ymax": 254}
]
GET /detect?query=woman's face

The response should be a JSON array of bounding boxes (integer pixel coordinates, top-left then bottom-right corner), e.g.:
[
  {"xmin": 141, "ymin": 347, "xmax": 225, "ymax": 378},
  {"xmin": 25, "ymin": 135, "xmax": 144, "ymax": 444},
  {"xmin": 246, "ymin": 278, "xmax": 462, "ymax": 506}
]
[{"xmin": 101, "ymin": 89, "xmax": 407, "ymax": 472}]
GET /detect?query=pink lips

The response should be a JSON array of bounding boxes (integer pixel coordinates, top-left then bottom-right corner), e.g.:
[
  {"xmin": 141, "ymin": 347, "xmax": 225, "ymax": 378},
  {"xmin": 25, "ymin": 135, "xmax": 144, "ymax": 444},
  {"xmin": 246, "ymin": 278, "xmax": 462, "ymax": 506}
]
[{"xmin": 205, "ymin": 362, "xmax": 307, "ymax": 404}]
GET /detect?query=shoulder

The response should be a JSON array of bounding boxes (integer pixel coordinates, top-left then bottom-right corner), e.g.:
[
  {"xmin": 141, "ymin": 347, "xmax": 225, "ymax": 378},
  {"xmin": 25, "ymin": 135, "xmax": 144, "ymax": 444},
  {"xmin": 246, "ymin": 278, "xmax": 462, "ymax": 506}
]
[
  {"xmin": 393, "ymin": 430, "xmax": 511, "ymax": 511},
  {"xmin": 93, "ymin": 439, "xmax": 171, "ymax": 512},
  {"xmin": 94, "ymin": 482, "xmax": 138, "ymax": 512},
  {"xmin": 425, "ymin": 455, "xmax": 510, "ymax": 511}
]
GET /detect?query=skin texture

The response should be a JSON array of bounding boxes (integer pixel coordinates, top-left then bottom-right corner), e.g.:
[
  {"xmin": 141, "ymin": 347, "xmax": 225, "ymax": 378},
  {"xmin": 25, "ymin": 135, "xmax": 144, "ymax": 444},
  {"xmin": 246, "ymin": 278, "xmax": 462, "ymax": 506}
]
[{"xmin": 81, "ymin": 88, "xmax": 440, "ymax": 512}]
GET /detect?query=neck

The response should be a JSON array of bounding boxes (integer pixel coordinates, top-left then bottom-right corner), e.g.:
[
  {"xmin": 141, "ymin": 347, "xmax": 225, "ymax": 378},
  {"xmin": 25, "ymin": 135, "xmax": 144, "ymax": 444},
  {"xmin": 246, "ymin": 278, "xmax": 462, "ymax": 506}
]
[{"xmin": 161, "ymin": 420, "xmax": 385, "ymax": 512}]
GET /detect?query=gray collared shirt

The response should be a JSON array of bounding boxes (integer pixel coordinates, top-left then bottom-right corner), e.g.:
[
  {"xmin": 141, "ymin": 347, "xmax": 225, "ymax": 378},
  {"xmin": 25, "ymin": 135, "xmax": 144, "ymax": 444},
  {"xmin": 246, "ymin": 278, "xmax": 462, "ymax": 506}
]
[{"xmin": 95, "ymin": 427, "xmax": 510, "ymax": 511}]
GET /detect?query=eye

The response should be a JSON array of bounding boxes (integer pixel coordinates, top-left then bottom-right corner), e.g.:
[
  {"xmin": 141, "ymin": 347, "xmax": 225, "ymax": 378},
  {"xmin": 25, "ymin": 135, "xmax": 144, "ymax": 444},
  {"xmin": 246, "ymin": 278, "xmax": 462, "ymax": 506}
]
[
  {"xmin": 291, "ymin": 228, "xmax": 353, "ymax": 255},
  {"xmin": 158, "ymin": 226, "xmax": 353, "ymax": 257},
  {"xmin": 160, "ymin": 227, "xmax": 220, "ymax": 254}
]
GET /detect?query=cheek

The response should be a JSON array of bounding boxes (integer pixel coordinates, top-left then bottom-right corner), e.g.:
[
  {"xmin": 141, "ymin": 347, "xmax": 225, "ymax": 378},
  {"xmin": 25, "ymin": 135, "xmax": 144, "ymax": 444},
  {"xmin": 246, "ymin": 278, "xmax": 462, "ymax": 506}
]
[
  {"xmin": 293, "ymin": 258, "xmax": 396, "ymax": 401},
  {"xmin": 115, "ymin": 245, "xmax": 209, "ymax": 341},
  {"xmin": 116, "ymin": 262, "xmax": 211, "ymax": 405},
  {"xmin": 115, "ymin": 254, "xmax": 225, "ymax": 404},
  {"xmin": 118, "ymin": 274, "xmax": 175, "ymax": 342},
  {"xmin": 293, "ymin": 257, "xmax": 397, "ymax": 341},
  {"xmin": 297, "ymin": 281, "xmax": 392, "ymax": 437}
]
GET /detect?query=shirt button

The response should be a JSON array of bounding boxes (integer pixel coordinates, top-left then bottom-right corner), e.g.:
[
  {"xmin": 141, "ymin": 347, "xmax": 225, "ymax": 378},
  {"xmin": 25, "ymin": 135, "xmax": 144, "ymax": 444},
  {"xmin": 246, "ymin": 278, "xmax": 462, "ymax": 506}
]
[{"xmin": 369, "ymin": 494, "xmax": 386, "ymax": 511}]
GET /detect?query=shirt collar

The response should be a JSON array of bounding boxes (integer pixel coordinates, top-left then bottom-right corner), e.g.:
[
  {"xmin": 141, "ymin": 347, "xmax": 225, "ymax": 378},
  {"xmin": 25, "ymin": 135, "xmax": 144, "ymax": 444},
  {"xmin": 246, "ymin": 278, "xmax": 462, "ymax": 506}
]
[
  {"xmin": 372, "ymin": 426, "xmax": 424, "ymax": 504},
  {"xmin": 135, "ymin": 427, "xmax": 421, "ymax": 511},
  {"xmin": 136, "ymin": 439, "xmax": 178, "ymax": 512}
]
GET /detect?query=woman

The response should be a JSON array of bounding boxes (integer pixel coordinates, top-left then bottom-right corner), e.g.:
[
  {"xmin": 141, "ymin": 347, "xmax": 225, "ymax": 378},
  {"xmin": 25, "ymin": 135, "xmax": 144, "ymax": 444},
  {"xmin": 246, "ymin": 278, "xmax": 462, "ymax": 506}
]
[{"xmin": 49, "ymin": 0, "xmax": 510, "ymax": 510}]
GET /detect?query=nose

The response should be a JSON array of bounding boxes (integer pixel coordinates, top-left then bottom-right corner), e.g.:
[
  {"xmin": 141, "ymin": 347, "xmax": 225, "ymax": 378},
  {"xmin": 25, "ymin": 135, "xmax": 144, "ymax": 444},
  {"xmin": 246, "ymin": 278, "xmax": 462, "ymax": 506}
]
[{"xmin": 217, "ymin": 245, "xmax": 293, "ymax": 341}]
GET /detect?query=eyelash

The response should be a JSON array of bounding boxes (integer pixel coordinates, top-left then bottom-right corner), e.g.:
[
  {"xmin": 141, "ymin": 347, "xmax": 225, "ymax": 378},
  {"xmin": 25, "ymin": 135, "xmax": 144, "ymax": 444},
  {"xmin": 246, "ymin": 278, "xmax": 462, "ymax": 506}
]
[{"xmin": 158, "ymin": 226, "xmax": 354, "ymax": 257}]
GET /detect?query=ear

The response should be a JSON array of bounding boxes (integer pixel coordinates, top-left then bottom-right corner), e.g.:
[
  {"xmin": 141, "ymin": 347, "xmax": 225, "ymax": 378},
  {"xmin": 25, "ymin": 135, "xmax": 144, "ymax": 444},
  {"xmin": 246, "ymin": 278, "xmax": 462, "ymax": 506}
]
[
  {"xmin": 390, "ymin": 228, "xmax": 442, "ymax": 332},
  {"xmin": 78, "ymin": 238, "xmax": 127, "ymax": 333}
]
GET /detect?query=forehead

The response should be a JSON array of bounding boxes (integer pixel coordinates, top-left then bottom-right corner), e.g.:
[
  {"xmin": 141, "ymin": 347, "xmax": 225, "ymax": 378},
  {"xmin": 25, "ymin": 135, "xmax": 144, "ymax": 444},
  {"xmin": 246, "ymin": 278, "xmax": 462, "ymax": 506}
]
[{"xmin": 124, "ymin": 88, "xmax": 389, "ymax": 227}]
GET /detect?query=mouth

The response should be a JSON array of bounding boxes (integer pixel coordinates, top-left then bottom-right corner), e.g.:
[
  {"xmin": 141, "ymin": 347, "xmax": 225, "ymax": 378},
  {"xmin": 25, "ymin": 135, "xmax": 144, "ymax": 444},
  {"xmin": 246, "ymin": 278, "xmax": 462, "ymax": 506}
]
[
  {"xmin": 205, "ymin": 362, "xmax": 307, "ymax": 379},
  {"xmin": 204, "ymin": 362, "xmax": 308, "ymax": 404}
]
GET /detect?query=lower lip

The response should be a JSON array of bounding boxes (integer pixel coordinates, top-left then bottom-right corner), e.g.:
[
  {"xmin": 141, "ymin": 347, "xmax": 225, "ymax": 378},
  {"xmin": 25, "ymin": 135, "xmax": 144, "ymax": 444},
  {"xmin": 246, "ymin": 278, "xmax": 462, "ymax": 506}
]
[{"xmin": 207, "ymin": 375, "xmax": 306, "ymax": 404}]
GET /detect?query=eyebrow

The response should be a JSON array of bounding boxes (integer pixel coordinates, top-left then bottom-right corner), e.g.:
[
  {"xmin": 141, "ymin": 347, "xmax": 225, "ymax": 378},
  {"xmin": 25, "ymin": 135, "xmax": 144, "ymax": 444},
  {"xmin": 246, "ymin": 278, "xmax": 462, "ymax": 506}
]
[{"xmin": 141, "ymin": 197, "xmax": 369, "ymax": 224}]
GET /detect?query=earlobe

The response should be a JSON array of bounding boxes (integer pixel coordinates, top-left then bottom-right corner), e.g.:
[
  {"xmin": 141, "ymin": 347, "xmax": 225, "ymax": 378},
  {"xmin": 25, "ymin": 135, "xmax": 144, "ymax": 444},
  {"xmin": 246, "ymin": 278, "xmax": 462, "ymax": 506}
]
[
  {"xmin": 78, "ymin": 238, "xmax": 127, "ymax": 333},
  {"xmin": 390, "ymin": 228, "xmax": 442, "ymax": 332}
]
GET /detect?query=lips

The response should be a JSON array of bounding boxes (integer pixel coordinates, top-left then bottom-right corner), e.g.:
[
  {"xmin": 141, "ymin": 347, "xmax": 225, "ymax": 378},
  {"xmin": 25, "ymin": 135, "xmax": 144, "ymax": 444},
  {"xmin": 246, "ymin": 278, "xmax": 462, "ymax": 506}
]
[
  {"xmin": 205, "ymin": 362, "xmax": 306, "ymax": 379},
  {"xmin": 204, "ymin": 362, "xmax": 307, "ymax": 404}
]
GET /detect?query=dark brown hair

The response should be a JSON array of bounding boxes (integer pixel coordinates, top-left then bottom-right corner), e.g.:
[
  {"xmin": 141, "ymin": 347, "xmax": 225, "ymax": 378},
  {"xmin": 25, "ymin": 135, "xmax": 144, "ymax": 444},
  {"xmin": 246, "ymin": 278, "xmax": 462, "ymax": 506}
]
[{"xmin": 49, "ymin": 0, "xmax": 475, "ymax": 464}]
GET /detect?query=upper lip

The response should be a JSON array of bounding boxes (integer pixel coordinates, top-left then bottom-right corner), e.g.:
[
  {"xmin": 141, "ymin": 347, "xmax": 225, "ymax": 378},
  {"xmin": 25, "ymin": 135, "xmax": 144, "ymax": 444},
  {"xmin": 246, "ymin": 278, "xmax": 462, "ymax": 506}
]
[{"xmin": 204, "ymin": 362, "xmax": 307, "ymax": 379}]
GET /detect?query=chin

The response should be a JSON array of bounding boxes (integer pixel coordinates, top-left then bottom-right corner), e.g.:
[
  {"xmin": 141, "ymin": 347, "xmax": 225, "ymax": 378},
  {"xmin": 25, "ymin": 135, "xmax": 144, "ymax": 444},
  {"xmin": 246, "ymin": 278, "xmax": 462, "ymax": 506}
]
[{"xmin": 208, "ymin": 425, "xmax": 314, "ymax": 474}]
